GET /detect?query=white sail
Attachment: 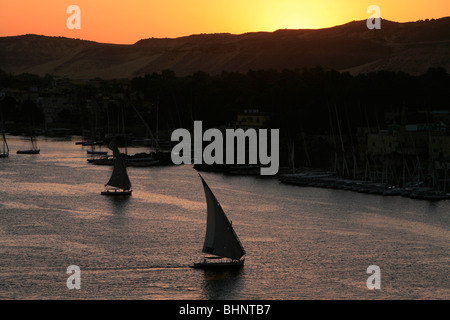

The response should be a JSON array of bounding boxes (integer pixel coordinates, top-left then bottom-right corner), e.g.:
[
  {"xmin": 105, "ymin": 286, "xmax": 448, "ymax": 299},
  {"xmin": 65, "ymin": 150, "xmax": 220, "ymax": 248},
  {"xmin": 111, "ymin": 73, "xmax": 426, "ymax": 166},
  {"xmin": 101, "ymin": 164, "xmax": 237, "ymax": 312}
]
[
  {"xmin": 106, "ymin": 138, "xmax": 132, "ymax": 190},
  {"xmin": 199, "ymin": 174, "xmax": 245, "ymax": 260}
]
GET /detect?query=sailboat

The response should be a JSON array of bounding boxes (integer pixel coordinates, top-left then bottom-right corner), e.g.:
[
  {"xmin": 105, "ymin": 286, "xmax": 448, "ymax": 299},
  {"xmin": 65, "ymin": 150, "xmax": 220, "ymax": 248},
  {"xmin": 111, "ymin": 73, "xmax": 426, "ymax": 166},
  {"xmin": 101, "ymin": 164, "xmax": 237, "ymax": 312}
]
[
  {"xmin": 17, "ymin": 134, "xmax": 40, "ymax": 154},
  {"xmin": 101, "ymin": 138, "xmax": 132, "ymax": 196},
  {"xmin": 192, "ymin": 173, "xmax": 246, "ymax": 269},
  {"xmin": 0, "ymin": 131, "xmax": 9, "ymax": 158}
]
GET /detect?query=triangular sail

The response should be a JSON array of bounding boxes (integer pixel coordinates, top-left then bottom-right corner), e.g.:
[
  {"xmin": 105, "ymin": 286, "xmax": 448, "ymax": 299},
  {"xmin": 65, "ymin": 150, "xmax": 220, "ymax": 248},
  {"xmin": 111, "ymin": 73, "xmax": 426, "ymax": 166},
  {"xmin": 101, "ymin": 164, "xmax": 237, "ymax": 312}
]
[
  {"xmin": 106, "ymin": 138, "xmax": 131, "ymax": 190},
  {"xmin": 199, "ymin": 174, "xmax": 245, "ymax": 260}
]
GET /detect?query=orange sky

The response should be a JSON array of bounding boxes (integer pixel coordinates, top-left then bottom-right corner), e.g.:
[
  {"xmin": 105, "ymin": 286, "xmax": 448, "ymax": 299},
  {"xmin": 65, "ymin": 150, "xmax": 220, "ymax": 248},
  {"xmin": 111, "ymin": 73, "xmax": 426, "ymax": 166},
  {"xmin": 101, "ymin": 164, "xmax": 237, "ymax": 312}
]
[{"xmin": 1, "ymin": 0, "xmax": 449, "ymax": 44}]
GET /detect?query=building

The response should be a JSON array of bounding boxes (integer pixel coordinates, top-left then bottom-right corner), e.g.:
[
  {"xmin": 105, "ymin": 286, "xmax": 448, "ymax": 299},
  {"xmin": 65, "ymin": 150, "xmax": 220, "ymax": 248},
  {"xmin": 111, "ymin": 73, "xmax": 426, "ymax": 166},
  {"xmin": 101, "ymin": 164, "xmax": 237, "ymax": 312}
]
[
  {"xmin": 236, "ymin": 109, "xmax": 271, "ymax": 129},
  {"xmin": 367, "ymin": 131, "xmax": 399, "ymax": 156}
]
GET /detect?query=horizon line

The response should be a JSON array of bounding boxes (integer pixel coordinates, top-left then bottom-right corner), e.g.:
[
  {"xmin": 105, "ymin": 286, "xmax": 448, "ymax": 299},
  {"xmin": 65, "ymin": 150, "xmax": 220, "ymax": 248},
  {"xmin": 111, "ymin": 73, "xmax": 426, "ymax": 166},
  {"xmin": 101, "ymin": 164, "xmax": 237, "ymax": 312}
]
[{"xmin": 1, "ymin": 16, "xmax": 449, "ymax": 46}]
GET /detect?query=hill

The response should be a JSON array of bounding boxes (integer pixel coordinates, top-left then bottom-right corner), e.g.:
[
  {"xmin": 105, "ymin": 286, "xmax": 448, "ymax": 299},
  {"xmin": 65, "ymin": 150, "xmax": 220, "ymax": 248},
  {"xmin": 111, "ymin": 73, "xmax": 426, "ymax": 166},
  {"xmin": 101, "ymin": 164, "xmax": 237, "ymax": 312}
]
[{"xmin": 0, "ymin": 18, "xmax": 449, "ymax": 79}]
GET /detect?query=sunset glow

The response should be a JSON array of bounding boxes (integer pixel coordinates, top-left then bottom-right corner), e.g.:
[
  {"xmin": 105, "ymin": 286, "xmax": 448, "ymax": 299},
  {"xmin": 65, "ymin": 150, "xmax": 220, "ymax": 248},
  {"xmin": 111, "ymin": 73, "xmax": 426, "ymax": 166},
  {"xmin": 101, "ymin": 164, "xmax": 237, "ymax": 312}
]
[{"xmin": 0, "ymin": 0, "xmax": 449, "ymax": 44}]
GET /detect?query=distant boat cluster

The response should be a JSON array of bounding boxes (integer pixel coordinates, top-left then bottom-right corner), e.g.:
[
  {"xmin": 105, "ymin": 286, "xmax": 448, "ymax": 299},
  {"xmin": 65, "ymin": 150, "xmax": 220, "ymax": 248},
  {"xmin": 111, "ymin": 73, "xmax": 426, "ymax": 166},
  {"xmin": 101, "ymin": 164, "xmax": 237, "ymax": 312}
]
[
  {"xmin": 280, "ymin": 171, "xmax": 449, "ymax": 201},
  {"xmin": 77, "ymin": 137, "xmax": 173, "ymax": 167}
]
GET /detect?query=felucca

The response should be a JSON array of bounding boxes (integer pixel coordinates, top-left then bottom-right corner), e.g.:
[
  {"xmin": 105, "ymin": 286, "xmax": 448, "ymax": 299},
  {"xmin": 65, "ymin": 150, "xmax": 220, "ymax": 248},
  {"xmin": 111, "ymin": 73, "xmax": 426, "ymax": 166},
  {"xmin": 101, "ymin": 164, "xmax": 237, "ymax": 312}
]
[
  {"xmin": 101, "ymin": 138, "xmax": 132, "ymax": 196},
  {"xmin": 192, "ymin": 173, "xmax": 246, "ymax": 269}
]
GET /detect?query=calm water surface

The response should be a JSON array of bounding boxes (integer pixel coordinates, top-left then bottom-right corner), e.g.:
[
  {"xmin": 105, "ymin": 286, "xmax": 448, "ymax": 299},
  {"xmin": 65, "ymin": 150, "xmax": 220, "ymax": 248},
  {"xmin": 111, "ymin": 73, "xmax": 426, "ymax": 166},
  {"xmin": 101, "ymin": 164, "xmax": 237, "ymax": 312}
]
[{"xmin": 0, "ymin": 136, "xmax": 449, "ymax": 299}]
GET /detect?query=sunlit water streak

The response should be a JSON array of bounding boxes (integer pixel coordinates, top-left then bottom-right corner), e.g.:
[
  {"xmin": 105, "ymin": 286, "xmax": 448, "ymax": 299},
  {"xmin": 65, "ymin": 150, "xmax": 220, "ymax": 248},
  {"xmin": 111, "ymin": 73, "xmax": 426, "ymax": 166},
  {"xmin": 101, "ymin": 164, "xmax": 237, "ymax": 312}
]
[{"xmin": 0, "ymin": 135, "xmax": 449, "ymax": 300}]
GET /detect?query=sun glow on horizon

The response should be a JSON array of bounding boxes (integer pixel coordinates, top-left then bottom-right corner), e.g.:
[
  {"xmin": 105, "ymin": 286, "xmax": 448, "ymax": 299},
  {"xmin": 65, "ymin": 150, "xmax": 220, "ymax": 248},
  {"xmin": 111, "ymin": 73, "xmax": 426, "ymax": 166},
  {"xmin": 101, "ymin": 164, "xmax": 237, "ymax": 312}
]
[{"xmin": 0, "ymin": 0, "xmax": 449, "ymax": 44}]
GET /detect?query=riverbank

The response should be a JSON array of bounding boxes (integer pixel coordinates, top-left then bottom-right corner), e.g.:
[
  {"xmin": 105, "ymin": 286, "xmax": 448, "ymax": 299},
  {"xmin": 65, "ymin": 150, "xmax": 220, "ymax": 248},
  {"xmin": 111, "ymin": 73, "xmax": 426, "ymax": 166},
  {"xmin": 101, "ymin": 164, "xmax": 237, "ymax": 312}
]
[{"xmin": 279, "ymin": 171, "xmax": 449, "ymax": 201}]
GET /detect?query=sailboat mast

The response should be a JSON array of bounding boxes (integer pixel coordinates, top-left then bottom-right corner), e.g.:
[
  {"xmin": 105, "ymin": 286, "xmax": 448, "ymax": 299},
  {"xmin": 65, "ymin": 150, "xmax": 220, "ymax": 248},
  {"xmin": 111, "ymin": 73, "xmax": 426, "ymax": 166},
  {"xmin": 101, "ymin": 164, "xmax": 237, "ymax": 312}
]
[
  {"xmin": 130, "ymin": 104, "xmax": 160, "ymax": 151},
  {"xmin": 122, "ymin": 105, "xmax": 127, "ymax": 155},
  {"xmin": 5, "ymin": 133, "xmax": 9, "ymax": 153},
  {"xmin": 1, "ymin": 132, "xmax": 7, "ymax": 154},
  {"xmin": 28, "ymin": 132, "xmax": 38, "ymax": 150}
]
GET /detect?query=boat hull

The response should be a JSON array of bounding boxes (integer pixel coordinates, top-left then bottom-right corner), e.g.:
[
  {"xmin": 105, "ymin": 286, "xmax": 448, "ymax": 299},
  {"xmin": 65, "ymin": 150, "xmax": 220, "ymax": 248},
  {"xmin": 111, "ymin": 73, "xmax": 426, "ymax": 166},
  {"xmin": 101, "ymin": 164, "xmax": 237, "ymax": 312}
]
[
  {"xmin": 101, "ymin": 190, "xmax": 132, "ymax": 196},
  {"xmin": 17, "ymin": 150, "xmax": 40, "ymax": 154},
  {"xmin": 191, "ymin": 259, "xmax": 244, "ymax": 269}
]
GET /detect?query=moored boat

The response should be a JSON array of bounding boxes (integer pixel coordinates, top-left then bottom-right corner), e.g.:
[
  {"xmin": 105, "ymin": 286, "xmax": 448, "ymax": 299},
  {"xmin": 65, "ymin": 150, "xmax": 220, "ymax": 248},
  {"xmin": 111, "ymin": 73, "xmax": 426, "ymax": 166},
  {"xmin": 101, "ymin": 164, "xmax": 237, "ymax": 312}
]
[{"xmin": 17, "ymin": 135, "xmax": 40, "ymax": 154}]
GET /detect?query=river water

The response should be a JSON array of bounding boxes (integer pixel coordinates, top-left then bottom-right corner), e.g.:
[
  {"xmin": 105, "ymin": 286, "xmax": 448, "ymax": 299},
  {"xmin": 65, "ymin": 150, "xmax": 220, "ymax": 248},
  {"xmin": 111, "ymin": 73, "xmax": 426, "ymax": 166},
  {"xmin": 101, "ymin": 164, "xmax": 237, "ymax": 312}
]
[{"xmin": 0, "ymin": 135, "xmax": 448, "ymax": 300}]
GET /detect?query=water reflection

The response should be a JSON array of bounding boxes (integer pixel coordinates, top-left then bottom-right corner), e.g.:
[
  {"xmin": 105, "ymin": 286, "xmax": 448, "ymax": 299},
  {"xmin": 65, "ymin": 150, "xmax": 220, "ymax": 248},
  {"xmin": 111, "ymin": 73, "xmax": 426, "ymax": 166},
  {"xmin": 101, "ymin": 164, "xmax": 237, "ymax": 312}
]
[
  {"xmin": 105, "ymin": 196, "xmax": 131, "ymax": 215},
  {"xmin": 200, "ymin": 268, "xmax": 244, "ymax": 299},
  {"xmin": 104, "ymin": 196, "xmax": 132, "ymax": 235},
  {"xmin": 2, "ymin": 136, "xmax": 449, "ymax": 299}
]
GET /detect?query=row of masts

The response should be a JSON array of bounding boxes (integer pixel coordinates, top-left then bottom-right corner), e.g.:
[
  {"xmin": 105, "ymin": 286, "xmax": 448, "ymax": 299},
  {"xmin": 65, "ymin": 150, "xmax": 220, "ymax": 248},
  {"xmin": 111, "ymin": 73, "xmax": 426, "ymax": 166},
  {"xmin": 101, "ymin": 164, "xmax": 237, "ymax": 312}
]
[
  {"xmin": 80, "ymin": 102, "xmax": 174, "ymax": 167},
  {"xmin": 286, "ymin": 104, "xmax": 449, "ymax": 193},
  {"xmin": 80, "ymin": 102, "xmax": 162, "ymax": 153}
]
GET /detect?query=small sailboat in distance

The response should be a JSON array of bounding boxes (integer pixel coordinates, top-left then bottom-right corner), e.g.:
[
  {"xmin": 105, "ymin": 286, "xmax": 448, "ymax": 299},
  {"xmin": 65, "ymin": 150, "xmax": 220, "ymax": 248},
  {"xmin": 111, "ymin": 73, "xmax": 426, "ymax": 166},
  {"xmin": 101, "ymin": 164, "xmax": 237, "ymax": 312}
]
[
  {"xmin": 17, "ymin": 134, "xmax": 40, "ymax": 154},
  {"xmin": 101, "ymin": 138, "xmax": 132, "ymax": 196},
  {"xmin": 0, "ymin": 131, "xmax": 9, "ymax": 158},
  {"xmin": 192, "ymin": 173, "xmax": 246, "ymax": 269}
]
